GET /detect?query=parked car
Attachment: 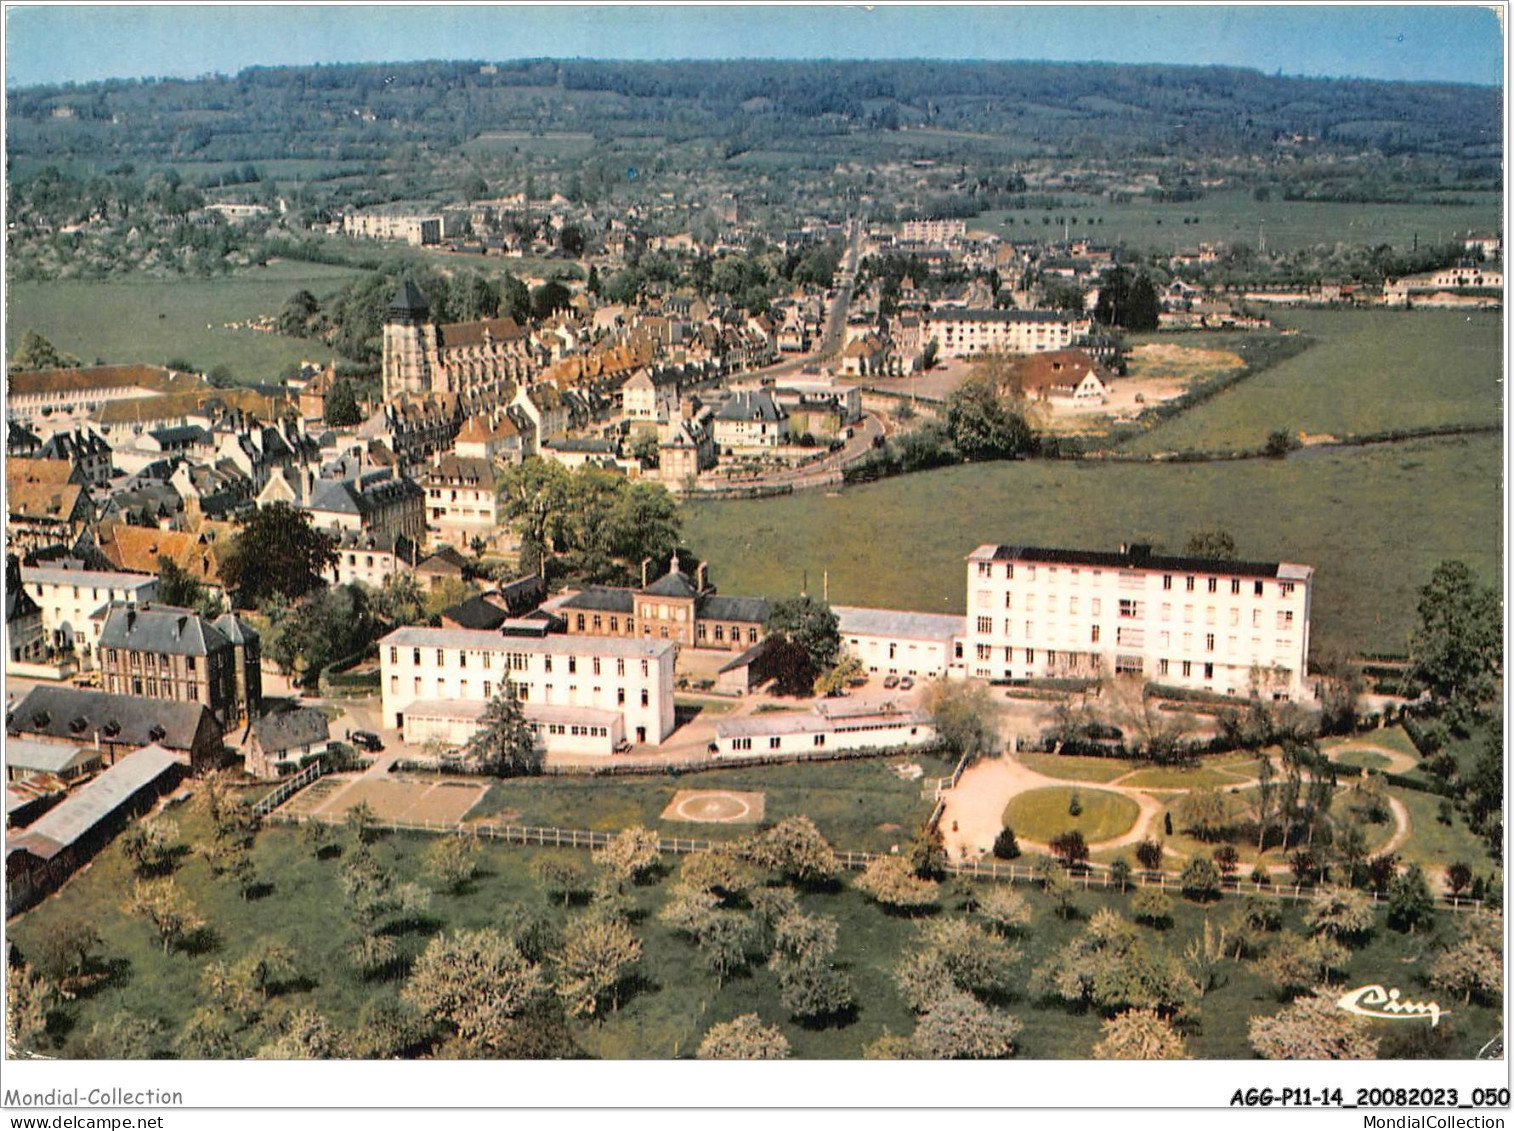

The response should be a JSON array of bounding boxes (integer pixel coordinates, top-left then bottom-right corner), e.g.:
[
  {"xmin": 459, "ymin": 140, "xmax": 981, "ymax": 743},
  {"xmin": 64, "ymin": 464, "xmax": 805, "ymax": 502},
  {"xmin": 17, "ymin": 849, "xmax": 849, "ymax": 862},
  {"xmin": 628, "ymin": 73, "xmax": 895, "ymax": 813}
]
[
  {"xmin": 883, "ymin": 674, "xmax": 900, "ymax": 689},
  {"xmin": 350, "ymin": 730, "xmax": 384, "ymax": 752},
  {"xmin": 899, "ymin": 676, "xmax": 915, "ymax": 691}
]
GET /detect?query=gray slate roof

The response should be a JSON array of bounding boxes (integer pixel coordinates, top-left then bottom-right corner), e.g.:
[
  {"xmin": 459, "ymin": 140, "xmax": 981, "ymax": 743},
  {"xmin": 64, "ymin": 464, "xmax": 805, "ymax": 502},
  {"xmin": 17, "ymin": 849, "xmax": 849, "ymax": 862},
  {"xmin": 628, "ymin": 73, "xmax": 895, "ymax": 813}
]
[
  {"xmin": 4, "ymin": 738, "xmax": 99, "ymax": 775},
  {"xmin": 835, "ymin": 605, "xmax": 965, "ymax": 642},
  {"xmin": 99, "ymin": 604, "xmax": 230, "ymax": 657},
  {"xmin": 252, "ymin": 707, "xmax": 329, "ymax": 755},
  {"xmin": 698, "ymin": 594, "xmax": 771, "ymax": 624},
  {"xmin": 8, "ymin": 686, "xmax": 213, "ymax": 753},
  {"xmin": 716, "ymin": 390, "xmax": 787, "ymax": 423},
  {"xmin": 558, "ymin": 586, "xmax": 635, "ymax": 614}
]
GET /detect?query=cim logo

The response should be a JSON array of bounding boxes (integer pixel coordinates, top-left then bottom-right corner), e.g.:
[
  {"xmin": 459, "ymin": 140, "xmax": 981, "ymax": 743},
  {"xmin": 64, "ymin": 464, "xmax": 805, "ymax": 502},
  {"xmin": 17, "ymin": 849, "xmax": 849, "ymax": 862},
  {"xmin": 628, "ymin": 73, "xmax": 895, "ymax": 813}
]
[{"xmin": 1336, "ymin": 985, "xmax": 1447, "ymax": 1027}]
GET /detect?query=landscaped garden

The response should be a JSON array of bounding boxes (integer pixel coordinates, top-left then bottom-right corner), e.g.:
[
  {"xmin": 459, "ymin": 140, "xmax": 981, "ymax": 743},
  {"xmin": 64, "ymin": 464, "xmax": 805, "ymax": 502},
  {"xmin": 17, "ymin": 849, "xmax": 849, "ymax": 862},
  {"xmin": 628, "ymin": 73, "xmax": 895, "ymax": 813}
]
[{"xmin": 1003, "ymin": 786, "xmax": 1141, "ymax": 845}]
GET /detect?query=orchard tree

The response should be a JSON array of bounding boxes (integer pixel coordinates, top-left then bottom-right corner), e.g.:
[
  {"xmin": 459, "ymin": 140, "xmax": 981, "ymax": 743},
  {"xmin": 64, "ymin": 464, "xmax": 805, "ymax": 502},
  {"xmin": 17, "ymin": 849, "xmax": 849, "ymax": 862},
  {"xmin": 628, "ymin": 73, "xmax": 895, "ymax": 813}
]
[
  {"xmin": 910, "ymin": 993, "xmax": 1022, "ymax": 1059},
  {"xmin": 1427, "ymin": 911, "xmax": 1503, "ymax": 1005},
  {"xmin": 1092, "ymin": 1007, "xmax": 1190, "ymax": 1059},
  {"xmin": 697, "ymin": 1014, "xmax": 791, "ymax": 1060},
  {"xmin": 555, "ymin": 913, "xmax": 643, "ymax": 1019},
  {"xmin": 402, "ymin": 928, "xmax": 547, "ymax": 1055},
  {"xmin": 1249, "ymin": 990, "xmax": 1380, "ymax": 1059},
  {"xmin": 122, "ymin": 878, "xmax": 205, "ymax": 954},
  {"xmin": 741, "ymin": 816, "xmax": 838, "ymax": 886},
  {"xmin": 1387, "ymin": 864, "xmax": 1436, "ymax": 934},
  {"xmin": 118, "ymin": 816, "xmax": 180, "ymax": 877},
  {"xmin": 425, "ymin": 833, "xmax": 480, "ymax": 894},
  {"xmin": 855, "ymin": 856, "xmax": 939, "ymax": 914},
  {"xmin": 894, "ymin": 917, "xmax": 1020, "ymax": 1013},
  {"xmin": 975, "ymin": 885, "xmax": 1032, "ymax": 936},
  {"xmin": 254, "ymin": 1009, "xmax": 350, "ymax": 1060},
  {"xmin": 1305, "ymin": 888, "xmax": 1375, "ymax": 943},
  {"xmin": 5, "ymin": 963, "xmax": 54, "ymax": 1055},
  {"xmin": 593, "ymin": 826, "xmax": 662, "ymax": 886}
]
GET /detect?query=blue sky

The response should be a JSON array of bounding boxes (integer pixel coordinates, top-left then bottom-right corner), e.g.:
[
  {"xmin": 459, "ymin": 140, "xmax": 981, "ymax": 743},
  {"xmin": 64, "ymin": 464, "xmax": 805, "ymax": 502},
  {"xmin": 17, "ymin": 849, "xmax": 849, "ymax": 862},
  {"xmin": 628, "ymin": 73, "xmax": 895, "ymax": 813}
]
[{"xmin": 3, "ymin": 4, "xmax": 1504, "ymax": 89}]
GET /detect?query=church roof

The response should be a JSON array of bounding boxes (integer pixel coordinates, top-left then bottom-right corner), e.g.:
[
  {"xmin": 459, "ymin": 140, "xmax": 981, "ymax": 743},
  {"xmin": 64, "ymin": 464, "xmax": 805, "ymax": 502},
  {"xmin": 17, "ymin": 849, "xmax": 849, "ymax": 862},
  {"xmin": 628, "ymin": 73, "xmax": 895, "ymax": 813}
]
[{"xmin": 389, "ymin": 280, "xmax": 430, "ymax": 317}]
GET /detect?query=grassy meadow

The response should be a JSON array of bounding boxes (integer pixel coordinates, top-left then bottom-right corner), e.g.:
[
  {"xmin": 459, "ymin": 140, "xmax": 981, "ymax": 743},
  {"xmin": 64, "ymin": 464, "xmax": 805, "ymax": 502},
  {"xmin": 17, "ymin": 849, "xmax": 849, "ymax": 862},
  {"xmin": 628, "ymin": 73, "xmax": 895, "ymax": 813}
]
[
  {"xmin": 973, "ymin": 189, "xmax": 1503, "ymax": 254},
  {"xmin": 1122, "ymin": 308, "xmax": 1503, "ymax": 454},
  {"xmin": 6, "ymin": 260, "xmax": 368, "ymax": 382},
  {"xmin": 684, "ymin": 432, "xmax": 1501, "ymax": 659},
  {"xmin": 8, "ymin": 799, "xmax": 1497, "ymax": 1061}
]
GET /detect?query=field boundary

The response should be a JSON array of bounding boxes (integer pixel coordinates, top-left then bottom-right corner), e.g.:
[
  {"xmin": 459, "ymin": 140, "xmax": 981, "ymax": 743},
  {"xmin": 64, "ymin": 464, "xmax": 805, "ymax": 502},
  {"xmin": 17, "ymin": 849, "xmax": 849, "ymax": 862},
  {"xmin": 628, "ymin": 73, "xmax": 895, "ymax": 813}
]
[{"xmin": 259, "ymin": 808, "xmax": 1483, "ymax": 912}]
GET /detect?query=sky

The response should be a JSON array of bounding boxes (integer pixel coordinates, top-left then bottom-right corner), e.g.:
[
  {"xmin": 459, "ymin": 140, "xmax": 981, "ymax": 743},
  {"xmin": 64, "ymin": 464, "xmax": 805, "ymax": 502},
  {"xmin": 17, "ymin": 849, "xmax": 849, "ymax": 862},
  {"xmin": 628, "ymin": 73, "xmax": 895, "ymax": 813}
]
[{"xmin": 3, "ymin": 4, "xmax": 1505, "ymax": 89}]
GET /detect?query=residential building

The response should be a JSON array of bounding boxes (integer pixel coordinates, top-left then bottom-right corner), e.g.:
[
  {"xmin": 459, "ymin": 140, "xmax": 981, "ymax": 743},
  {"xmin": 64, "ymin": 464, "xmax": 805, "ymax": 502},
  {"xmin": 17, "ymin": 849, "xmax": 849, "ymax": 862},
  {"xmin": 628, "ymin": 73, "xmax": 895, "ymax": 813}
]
[
  {"xmin": 97, "ymin": 604, "xmax": 262, "ymax": 730},
  {"xmin": 6, "ymin": 686, "xmax": 223, "ymax": 773},
  {"xmin": 325, "ymin": 530, "xmax": 421, "ymax": 589},
  {"xmin": 1001, "ymin": 349, "xmax": 1115, "ymax": 402},
  {"xmin": 453, "ymin": 409, "xmax": 524, "ymax": 462},
  {"xmin": 6, "ymin": 459, "xmax": 94, "ymax": 557},
  {"xmin": 246, "ymin": 707, "xmax": 330, "ymax": 780},
  {"xmin": 835, "ymin": 605, "xmax": 966, "ymax": 680},
  {"xmin": 558, "ymin": 555, "xmax": 771, "ymax": 651},
  {"xmin": 421, "ymin": 455, "xmax": 500, "ymax": 545},
  {"xmin": 378, "ymin": 627, "xmax": 677, "ymax": 751},
  {"xmin": 261, "ymin": 464, "xmax": 425, "ymax": 544},
  {"xmin": 94, "ymin": 524, "xmax": 224, "ymax": 597},
  {"xmin": 19, "ymin": 564, "xmax": 159, "ymax": 663},
  {"xmin": 621, "ymin": 368, "xmax": 678, "ymax": 423},
  {"xmin": 713, "ymin": 390, "xmax": 790, "ymax": 451},
  {"xmin": 35, "ymin": 428, "xmax": 113, "ymax": 486},
  {"xmin": 964, "ymin": 542, "xmax": 1313, "ymax": 699},
  {"xmin": 6, "ymin": 561, "xmax": 47, "ymax": 671},
  {"xmin": 925, "ymin": 309, "xmax": 1094, "ymax": 357},
  {"xmin": 714, "ymin": 700, "xmax": 936, "ymax": 759}
]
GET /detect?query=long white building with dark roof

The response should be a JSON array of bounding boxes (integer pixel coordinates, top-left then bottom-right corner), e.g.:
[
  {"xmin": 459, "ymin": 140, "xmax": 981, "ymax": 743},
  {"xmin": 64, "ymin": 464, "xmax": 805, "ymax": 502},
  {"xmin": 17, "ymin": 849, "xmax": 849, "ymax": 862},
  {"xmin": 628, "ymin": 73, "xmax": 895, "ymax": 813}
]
[
  {"xmin": 926, "ymin": 309, "xmax": 1094, "ymax": 357},
  {"xmin": 965, "ymin": 542, "xmax": 1313, "ymax": 699},
  {"xmin": 379, "ymin": 626, "xmax": 677, "ymax": 753}
]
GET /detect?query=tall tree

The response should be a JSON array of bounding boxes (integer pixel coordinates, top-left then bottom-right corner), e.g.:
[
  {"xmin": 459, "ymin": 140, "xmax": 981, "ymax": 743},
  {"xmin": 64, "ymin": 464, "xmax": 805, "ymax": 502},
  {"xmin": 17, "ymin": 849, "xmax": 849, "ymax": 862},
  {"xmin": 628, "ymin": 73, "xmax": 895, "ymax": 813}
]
[
  {"xmin": 924, "ymin": 679, "xmax": 1003, "ymax": 762},
  {"xmin": 9, "ymin": 329, "xmax": 79, "ymax": 372},
  {"xmin": 323, "ymin": 379, "xmax": 362, "ymax": 427},
  {"xmin": 462, "ymin": 686, "xmax": 541, "ymax": 776},
  {"xmin": 764, "ymin": 595, "xmax": 841, "ymax": 671},
  {"xmin": 219, "ymin": 502, "xmax": 337, "ymax": 607},
  {"xmin": 943, "ymin": 373, "xmax": 1034, "ymax": 460},
  {"xmin": 1410, "ymin": 560, "xmax": 1502, "ymax": 711}
]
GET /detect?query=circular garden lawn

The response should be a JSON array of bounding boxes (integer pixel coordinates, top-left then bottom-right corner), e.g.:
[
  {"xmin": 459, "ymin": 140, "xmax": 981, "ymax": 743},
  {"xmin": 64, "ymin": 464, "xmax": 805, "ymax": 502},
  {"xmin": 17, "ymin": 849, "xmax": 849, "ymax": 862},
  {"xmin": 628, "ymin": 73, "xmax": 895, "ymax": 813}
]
[{"xmin": 1003, "ymin": 786, "xmax": 1141, "ymax": 845}]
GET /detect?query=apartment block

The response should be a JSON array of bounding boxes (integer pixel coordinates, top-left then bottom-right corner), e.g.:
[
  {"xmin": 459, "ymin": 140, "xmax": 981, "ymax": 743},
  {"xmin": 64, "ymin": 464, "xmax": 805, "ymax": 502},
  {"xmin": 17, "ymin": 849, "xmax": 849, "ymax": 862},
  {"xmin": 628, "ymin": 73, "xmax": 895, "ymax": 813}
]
[
  {"xmin": 379, "ymin": 627, "xmax": 677, "ymax": 753},
  {"xmin": 964, "ymin": 543, "xmax": 1313, "ymax": 699}
]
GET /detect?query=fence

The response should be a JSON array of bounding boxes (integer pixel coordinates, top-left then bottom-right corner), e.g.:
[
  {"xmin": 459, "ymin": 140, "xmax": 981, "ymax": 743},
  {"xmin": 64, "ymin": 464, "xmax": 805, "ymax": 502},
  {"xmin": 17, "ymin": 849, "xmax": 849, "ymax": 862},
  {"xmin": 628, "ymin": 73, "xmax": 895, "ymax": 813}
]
[
  {"xmin": 251, "ymin": 758, "xmax": 325, "ymax": 817},
  {"xmin": 257, "ymin": 807, "xmax": 1482, "ymax": 912}
]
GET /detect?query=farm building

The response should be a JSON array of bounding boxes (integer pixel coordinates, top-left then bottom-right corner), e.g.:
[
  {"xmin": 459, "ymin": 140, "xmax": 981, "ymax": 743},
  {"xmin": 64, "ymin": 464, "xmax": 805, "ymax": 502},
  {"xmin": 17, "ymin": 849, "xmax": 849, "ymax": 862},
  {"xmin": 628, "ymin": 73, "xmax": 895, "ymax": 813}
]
[
  {"xmin": 4, "ymin": 737, "xmax": 103, "ymax": 783},
  {"xmin": 5, "ymin": 744, "xmax": 185, "ymax": 915},
  {"xmin": 246, "ymin": 706, "xmax": 331, "ymax": 780}
]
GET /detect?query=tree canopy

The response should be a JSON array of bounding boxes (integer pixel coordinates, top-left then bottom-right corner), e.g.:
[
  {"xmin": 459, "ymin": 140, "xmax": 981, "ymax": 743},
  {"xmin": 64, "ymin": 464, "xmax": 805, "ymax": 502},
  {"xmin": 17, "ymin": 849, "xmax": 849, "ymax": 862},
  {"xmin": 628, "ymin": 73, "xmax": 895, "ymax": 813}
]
[
  {"xmin": 219, "ymin": 502, "xmax": 337, "ymax": 607},
  {"xmin": 1410, "ymin": 560, "xmax": 1502, "ymax": 712}
]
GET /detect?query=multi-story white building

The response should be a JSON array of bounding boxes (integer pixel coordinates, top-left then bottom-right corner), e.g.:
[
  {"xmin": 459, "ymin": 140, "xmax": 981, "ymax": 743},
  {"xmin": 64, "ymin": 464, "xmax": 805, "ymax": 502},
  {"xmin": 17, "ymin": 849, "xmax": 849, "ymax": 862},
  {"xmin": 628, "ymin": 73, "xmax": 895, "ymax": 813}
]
[
  {"xmin": 901, "ymin": 218, "xmax": 967, "ymax": 244},
  {"xmin": 925, "ymin": 310, "xmax": 1094, "ymax": 357},
  {"xmin": 20, "ymin": 565, "xmax": 160, "ymax": 663},
  {"xmin": 964, "ymin": 543, "xmax": 1313, "ymax": 700},
  {"xmin": 378, "ymin": 627, "xmax": 677, "ymax": 753}
]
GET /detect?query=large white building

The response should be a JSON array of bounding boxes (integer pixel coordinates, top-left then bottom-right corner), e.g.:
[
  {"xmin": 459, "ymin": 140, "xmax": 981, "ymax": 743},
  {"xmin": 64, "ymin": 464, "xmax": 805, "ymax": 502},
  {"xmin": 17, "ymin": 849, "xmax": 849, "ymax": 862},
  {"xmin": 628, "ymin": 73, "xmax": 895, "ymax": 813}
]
[
  {"xmin": 378, "ymin": 627, "xmax": 677, "ymax": 753},
  {"xmin": 925, "ymin": 310, "xmax": 1094, "ymax": 357},
  {"xmin": 964, "ymin": 543, "xmax": 1313, "ymax": 700},
  {"xmin": 19, "ymin": 565, "xmax": 160, "ymax": 663}
]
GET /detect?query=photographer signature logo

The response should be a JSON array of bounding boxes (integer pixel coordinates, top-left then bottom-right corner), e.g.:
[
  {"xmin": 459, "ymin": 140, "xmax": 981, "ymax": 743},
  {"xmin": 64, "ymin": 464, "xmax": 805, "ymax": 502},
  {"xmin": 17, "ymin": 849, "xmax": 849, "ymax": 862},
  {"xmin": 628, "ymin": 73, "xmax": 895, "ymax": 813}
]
[{"xmin": 1337, "ymin": 985, "xmax": 1446, "ymax": 1027}]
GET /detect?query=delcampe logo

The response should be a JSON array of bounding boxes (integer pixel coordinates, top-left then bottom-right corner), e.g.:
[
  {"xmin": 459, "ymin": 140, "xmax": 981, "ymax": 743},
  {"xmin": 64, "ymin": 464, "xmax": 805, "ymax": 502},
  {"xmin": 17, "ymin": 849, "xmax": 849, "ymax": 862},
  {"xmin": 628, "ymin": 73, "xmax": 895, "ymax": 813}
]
[{"xmin": 1336, "ymin": 985, "xmax": 1447, "ymax": 1027}]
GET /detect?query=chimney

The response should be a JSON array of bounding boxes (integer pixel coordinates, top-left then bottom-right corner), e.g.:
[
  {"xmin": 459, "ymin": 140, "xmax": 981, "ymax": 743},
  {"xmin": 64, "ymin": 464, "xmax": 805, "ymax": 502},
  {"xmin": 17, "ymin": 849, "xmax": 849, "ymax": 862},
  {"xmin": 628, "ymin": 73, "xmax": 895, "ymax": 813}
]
[
  {"xmin": 696, "ymin": 562, "xmax": 709, "ymax": 593},
  {"xmin": 126, "ymin": 609, "xmax": 136, "ymax": 633},
  {"xmin": 641, "ymin": 557, "xmax": 651, "ymax": 589}
]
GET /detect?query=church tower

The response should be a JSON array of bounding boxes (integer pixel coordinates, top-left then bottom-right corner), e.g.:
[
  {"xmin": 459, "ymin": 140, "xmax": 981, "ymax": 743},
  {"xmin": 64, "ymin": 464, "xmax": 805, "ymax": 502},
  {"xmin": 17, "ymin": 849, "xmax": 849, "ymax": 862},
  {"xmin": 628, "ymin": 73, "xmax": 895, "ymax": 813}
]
[{"xmin": 382, "ymin": 280, "xmax": 434, "ymax": 399}]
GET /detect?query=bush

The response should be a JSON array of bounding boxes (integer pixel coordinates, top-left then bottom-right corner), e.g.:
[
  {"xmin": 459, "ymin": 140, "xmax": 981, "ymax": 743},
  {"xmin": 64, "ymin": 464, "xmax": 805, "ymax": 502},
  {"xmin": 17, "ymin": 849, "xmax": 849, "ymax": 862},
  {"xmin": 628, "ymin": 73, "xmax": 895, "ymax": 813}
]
[
  {"xmin": 992, "ymin": 828, "xmax": 1021, "ymax": 861},
  {"xmin": 1180, "ymin": 858, "xmax": 1222, "ymax": 902}
]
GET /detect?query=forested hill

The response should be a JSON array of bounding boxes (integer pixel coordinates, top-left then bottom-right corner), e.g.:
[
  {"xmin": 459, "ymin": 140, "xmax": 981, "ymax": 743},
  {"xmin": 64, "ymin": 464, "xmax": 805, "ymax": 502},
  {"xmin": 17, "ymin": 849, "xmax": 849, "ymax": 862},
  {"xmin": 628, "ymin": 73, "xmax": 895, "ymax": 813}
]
[{"xmin": 6, "ymin": 58, "xmax": 1501, "ymax": 167}]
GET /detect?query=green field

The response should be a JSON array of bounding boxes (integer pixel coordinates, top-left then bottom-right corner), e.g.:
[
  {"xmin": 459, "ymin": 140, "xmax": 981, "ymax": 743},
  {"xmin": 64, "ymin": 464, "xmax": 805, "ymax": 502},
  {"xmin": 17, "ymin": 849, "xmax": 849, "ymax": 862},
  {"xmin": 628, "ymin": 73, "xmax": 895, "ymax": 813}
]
[
  {"xmin": 1004, "ymin": 786, "xmax": 1140, "ymax": 844},
  {"xmin": 9, "ymin": 799, "xmax": 1495, "ymax": 1060},
  {"xmin": 973, "ymin": 189, "xmax": 1503, "ymax": 254},
  {"xmin": 1015, "ymin": 751, "xmax": 1131, "ymax": 783},
  {"xmin": 684, "ymin": 433, "xmax": 1501, "ymax": 659},
  {"xmin": 1329, "ymin": 749, "xmax": 1393, "ymax": 772},
  {"xmin": 6, "ymin": 260, "xmax": 368, "ymax": 382},
  {"xmin": 1122, "ymin": 309, "xmax": 1503, "ymax": 454},
  {"xmin": 468, "ymin": 754, "xmax": 955, "ymax": 854}
]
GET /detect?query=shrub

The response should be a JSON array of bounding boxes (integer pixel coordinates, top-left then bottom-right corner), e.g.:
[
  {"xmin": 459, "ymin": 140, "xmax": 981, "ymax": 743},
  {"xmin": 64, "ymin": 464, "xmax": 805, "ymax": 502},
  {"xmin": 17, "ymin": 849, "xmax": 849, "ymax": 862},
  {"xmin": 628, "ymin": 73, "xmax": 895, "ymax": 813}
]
[{"xmin": 992, "ymin": 828, "xmax": 1021, "ymax": 861}]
